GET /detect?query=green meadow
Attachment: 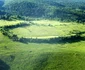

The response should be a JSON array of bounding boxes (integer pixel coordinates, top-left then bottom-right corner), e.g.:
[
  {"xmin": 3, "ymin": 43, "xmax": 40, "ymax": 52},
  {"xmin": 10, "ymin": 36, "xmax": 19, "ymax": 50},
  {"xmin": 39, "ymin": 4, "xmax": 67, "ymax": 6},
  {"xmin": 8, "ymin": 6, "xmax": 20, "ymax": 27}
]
[
  {"xmin": 10, "ymin": 20, "xmax": 85, "ymax": 38},
  {"xmin": 0, "ymin": 20, "xmax": 85, "ymax": 70}
]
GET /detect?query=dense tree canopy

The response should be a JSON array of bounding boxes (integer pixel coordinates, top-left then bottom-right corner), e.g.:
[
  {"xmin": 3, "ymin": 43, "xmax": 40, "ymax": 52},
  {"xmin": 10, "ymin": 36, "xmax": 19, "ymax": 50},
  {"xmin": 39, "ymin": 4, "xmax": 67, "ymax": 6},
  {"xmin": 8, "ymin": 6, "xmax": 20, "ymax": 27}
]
[{"xmin": 0, "ymin": 0, "xmax": 85, "ymax": 22}]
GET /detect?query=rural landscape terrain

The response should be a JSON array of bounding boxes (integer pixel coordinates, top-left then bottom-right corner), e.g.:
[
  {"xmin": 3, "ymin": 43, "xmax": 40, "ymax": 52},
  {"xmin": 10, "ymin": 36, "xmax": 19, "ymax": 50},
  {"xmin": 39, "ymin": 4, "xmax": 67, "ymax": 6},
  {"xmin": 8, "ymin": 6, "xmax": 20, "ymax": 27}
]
[{"xmin": 0, "ymin": 0, "xmax": 85, "ymax": 70}]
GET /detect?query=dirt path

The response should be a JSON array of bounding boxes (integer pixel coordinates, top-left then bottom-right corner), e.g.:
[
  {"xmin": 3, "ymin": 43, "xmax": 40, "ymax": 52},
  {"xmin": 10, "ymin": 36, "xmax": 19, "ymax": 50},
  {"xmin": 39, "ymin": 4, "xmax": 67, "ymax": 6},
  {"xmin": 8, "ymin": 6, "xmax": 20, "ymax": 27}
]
[{"xmin": 25, "ymin": 36, "xmax": 59, "ymax": 39}]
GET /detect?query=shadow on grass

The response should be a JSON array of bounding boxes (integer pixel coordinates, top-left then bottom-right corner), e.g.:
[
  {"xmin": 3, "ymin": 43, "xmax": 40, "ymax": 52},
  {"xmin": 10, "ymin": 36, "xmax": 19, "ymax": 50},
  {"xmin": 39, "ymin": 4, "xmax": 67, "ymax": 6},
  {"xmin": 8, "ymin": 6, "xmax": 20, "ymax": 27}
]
[
  {"xmin": 2, "ymin": 31, "xmax": 85, "ymax": 44},
  {"xmin": 4, "ymin": 23, "xmax": 30, "ymax": 29},
  {"xmin": 18, "ymin": 35, "xmax": 85, "ymax": 44},
  {"xmin": 0, "ymin": 60, "xmax": 10, "ymax": 70},
  {"xmin": 1, "ymin": 27, "xmax": 85, "ymax": 44}
]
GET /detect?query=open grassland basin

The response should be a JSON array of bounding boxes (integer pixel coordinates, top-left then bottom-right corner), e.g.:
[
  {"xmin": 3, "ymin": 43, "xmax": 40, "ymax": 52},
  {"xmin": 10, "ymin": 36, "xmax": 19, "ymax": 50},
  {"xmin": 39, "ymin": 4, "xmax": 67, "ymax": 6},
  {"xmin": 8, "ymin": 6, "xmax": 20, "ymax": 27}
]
[{"xmin": 0, "ymin": 19, "xmax": 85, "ymax": 70}]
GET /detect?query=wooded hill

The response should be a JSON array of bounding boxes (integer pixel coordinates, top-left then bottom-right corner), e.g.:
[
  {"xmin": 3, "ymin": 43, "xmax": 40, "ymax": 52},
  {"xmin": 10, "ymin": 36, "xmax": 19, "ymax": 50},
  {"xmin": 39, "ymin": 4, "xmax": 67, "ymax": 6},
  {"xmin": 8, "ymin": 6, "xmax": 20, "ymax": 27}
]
[{"xmin": 0, "ymin": 0, "xmax": 85, "ymax": 22}]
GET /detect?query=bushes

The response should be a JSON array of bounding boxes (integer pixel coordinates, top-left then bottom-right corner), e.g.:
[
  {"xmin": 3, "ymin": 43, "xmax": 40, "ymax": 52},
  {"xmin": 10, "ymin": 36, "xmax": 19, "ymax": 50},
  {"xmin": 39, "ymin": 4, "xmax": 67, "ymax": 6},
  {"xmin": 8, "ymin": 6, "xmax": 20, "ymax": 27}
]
[
  {"xmin": 12, "ymin": 34, "xmax": 18, "ymax": 41},
  {"xmin": 1, "ymin": 26, "xmax": 85, "ymax": 44},
  {"xmin": 19, "ymin": 37, "xmax": 28, "ymax": 44},
  {"xmin": 3, "ymin": 22, "xmax": 30, "ymax": 29},
  {"xmin": 0, "ymin": 27, "xmax": 19, "ymax": 41}
]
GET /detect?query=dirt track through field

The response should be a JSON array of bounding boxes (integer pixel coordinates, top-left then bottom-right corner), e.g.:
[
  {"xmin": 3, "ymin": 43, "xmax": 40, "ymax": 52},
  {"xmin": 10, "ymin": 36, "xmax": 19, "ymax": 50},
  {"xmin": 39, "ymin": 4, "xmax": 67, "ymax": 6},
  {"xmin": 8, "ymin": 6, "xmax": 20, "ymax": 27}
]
[{"xmin": 25, "ymin": 36, "xmax": 59, "ymax": 39}]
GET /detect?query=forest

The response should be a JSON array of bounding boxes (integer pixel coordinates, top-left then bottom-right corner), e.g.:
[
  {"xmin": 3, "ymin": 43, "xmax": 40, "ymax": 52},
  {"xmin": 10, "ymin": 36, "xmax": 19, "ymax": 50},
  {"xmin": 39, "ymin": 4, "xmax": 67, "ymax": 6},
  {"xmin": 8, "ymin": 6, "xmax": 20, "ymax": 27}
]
[{"xmin": 0, "ymin": 0, "xmax": 85, "ymax": 22}]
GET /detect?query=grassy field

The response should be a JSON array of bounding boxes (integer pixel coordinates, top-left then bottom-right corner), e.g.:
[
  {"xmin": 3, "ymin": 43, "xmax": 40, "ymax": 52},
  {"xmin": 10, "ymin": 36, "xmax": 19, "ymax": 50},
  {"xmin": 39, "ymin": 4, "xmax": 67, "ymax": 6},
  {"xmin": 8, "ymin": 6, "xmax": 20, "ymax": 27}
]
[
  {"xmin": 0, "ymin": 20, "xmax": 24, "ymax": 27},
  {"xmin": 10, "ymin": 20, "xmax": 85, "ymax": 38},
  {"xmin": 0, "ymin": 20, "xmax": 85, "ymax": 70}
]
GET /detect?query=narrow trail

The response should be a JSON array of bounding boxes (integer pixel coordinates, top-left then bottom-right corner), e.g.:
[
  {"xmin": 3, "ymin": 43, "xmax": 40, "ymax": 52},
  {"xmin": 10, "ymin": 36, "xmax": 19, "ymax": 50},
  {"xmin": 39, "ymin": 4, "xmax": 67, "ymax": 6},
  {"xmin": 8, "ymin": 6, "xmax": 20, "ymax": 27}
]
[{"xmin": 25, "ymin": 36, "xmax": 59, "ymax": 39}]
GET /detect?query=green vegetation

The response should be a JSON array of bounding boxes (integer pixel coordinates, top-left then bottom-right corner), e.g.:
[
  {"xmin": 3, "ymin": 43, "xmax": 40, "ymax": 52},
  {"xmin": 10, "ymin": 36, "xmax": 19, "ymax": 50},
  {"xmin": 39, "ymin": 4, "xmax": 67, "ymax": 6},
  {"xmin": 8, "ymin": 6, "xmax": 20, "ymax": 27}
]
[
  {"xmin": 0, "ymin": 0, "xmax": 85, "ymax": 22},
  {"xmin": 0, "ymin": 0, "xmax": 85, "ymax": 70},
  {"xmin": 2, "ymin": 0, "xmax": 85, "ymax": 22},
  {"xmin": 0, "ymin": 20, "xmax": 85, "ymax": 70},
  {"xmin": 9, "ymin": 20, "xmax": 85, "ymax": 37}
]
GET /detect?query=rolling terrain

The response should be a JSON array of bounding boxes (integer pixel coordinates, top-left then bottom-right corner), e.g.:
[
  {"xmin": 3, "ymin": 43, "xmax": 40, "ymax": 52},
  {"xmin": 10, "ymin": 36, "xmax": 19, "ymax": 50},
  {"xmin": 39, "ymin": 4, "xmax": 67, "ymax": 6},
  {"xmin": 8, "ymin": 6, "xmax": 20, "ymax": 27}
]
[
  {"xmin": 0, "ymin": 20, "xmax": 85, "ymax": 70},
  {"xmin": 0, "ymin": 0, "xmax": 85, "ymax": 70}
]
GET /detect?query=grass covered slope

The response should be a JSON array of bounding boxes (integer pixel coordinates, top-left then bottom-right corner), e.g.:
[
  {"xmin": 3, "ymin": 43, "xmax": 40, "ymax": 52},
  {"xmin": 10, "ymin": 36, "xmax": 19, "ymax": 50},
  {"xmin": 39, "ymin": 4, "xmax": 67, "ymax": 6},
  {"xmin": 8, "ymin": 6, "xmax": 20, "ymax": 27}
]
[
  {"xmin": 0, "ymin": 20, "xmax": 85, "ymax": 70},
  {"xmin": 0, "ymin": 20, "xmax": 24, "ymax": 26},
  {"xmin": 1, "ymin": 33, "xmax": 85, "ymax": 70}
]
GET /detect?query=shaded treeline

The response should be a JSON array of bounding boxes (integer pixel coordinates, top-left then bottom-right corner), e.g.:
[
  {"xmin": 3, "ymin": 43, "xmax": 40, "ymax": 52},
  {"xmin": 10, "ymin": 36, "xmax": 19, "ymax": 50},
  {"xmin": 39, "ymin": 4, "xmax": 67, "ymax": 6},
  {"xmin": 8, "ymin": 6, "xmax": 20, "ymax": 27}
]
[
  {"xmin": 1, "ymin": 25, "xmax": 85, "ymax": 44},
  {"xmin": 3, "ymin": 22, "xmax": 30, "ymax": 29},
  {"xmin": 0, "ymin": 22, "xmax": 85, "ymax": 44},
  {"xmin": 15, "ymin": 35, "xmax": 85, "ymax": 44}
]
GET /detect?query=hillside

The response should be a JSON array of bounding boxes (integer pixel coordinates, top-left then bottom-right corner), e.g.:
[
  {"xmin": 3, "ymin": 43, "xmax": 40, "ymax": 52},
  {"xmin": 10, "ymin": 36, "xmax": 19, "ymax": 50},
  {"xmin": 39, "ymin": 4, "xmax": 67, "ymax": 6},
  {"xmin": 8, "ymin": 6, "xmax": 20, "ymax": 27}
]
[
  {"xmin": 2, "ymin": 0, "xmax": 85, "ymax": 22},
  {"xmin": 0, "ymin": 0, "xmax": 85, "ymax": 70},
  {"xmin": 0, "ymin": 0, "xmax": 4, "ymax": 9},
  {"xmin": 0, "ymin": 20, "xmax": 85, "ymax": 70}
]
